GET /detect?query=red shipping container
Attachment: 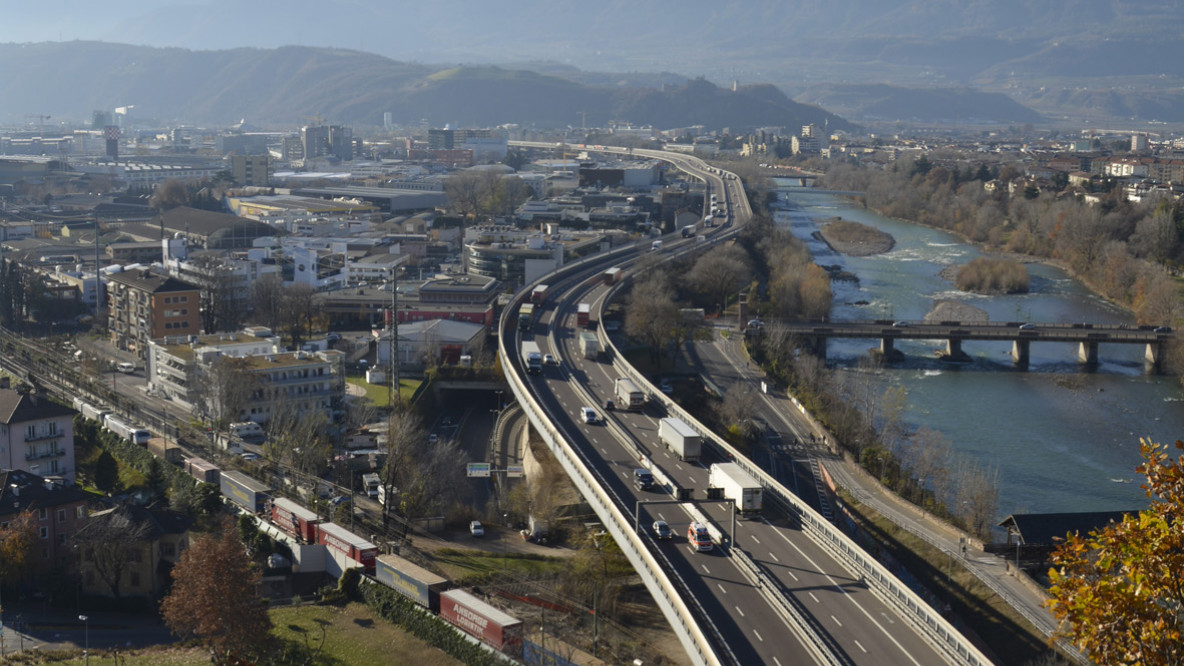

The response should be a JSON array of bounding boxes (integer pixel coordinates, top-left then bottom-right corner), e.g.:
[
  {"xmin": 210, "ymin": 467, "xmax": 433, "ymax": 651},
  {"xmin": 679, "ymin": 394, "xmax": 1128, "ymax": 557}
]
[{"xmin": 439, "ymin": 589, "xmax": 523, "ymax": 655}]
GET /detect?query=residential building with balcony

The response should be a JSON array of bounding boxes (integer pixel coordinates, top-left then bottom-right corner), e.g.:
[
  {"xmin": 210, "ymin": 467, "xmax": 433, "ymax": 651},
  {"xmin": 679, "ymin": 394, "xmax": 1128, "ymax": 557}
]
[
  {"xmin": 106, "ymin": 268, "xmax": 202, "ymax": 360},
  {"xmin": 0, "ymin": 389, "xmax": 78, "ymax": 483}
]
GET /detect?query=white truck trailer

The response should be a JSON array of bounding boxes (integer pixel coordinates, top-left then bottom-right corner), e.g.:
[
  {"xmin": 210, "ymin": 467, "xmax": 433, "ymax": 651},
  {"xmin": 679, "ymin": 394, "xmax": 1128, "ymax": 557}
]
[
  {"xmin": 578, "ymin": 331, "xmax": 600, "ymax": 360},
  {"xmin": 614, "ymin": 377, "xmax": 645, "ymax": 411},
  {"xmin": 708, "ymin": 462, "xmax": 763, "ymax": 513},
  {"xmin": 658, "ymin": 417, "xmax": 701, "ymax": 462},
  {"xmin": 521, "ymin": 341, "xmax": 542, "ymax": 375}
]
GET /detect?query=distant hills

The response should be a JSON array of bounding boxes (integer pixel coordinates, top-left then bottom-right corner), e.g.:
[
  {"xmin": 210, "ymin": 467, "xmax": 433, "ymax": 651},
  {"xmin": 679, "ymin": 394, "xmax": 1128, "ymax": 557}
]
[
  {"xmin": 3, "ymin": 1, "xmax": 1182, "ymax": 125},
  {"xmin": 795, "ymin": 85, "xmax": 1045, "ymax": 125},
  {"xmin": 0, "ymin": 42, "xmax": 854, "ymax": 132}
]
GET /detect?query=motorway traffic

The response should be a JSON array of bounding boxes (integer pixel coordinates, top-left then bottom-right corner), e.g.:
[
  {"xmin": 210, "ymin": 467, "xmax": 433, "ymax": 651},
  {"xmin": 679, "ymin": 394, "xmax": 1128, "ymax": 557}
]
[{"xmin": 499, "ymin": 145, "xmax": 980, "ymax": 665}]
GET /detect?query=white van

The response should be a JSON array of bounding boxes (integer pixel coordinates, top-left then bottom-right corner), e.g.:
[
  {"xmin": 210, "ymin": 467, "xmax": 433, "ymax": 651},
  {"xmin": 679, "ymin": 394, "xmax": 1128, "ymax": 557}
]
[
  {"xmin": 116, "ymin": 362, "xmax": 136, "ymax": 374},
  {"xmin": 229, "ymin": 422, "xmax": 264, "ymax": 440}
]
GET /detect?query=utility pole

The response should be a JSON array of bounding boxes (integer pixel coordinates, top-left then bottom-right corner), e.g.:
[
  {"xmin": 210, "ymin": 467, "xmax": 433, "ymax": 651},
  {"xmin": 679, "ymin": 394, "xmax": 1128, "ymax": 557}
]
[{"xmin": 388, "ymin": 267, "xmax": 399, "ymax": 408}]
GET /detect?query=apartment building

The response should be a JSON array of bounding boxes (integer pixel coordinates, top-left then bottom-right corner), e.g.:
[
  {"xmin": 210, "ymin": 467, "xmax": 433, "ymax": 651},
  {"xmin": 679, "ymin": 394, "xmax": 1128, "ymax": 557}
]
[
  {"xmin": 106, "ymin": 268, "xmax": 202, "ymax": 360},
  {"xmin": 0, "ymin": 389, "xmax": 78, "ymax": 483}
]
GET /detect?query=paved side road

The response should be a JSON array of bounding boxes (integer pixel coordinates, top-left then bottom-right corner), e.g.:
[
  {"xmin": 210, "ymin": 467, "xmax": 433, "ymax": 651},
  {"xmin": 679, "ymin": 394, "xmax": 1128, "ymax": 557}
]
[{"xmin": 0, "ymin": 601, "xmax": 176, "ymax": 657}]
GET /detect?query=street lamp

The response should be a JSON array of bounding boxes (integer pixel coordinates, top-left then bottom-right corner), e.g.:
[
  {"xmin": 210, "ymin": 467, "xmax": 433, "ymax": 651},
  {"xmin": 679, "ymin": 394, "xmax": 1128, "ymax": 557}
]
[{"xmin": 78, "ymin": 614, "xmax": 89, "ymax": 666}]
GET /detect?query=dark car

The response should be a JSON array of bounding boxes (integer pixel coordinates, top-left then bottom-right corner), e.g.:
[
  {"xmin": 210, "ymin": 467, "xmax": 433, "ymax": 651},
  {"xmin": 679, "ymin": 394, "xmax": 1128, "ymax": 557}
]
[
  {"xmin": 604, "ymin": 399, "xmax": 615, "ymax": 411},
  {"xmin": 652, "ymin": 520, "xmax": 672, "ymax": 539}
]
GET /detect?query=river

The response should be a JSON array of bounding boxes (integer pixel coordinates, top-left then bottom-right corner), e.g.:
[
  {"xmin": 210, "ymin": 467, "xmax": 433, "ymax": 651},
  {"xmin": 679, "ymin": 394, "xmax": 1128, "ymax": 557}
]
[{"xmin": 774, "ymin": 184, "xmax": 1184, "ymax": 517}]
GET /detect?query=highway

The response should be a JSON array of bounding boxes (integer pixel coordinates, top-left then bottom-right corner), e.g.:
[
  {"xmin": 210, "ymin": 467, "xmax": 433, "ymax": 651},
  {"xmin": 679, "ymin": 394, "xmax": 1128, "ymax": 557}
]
[{"xmin": 504, "ymin": 144, "xmax": 982, "ymax": 664}]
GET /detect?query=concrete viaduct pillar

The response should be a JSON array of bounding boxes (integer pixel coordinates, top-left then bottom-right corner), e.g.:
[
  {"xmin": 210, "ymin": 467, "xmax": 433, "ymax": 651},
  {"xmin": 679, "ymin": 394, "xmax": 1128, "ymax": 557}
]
[
  {"xmin": 809, "ymin": 335, "xmax": 828, "ymax": 361},
  {"xmin": 1011, "ymin": 339, "xmax": 1030, "ymax": 367},
  {"xmin": 1078, "ymin": 341, "xmax": 1099, "ymax": 366},
  {"xmin": 1146, "ymin": 342, "xmax": 1164, "ymax": 373}
]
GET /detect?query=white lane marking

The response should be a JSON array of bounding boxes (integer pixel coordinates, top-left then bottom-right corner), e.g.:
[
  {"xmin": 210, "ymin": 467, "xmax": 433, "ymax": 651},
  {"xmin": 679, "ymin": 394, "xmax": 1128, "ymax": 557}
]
[
  {"xmin": 769, "ymin": 552, "xmax": 780, "ymax": 563},
  {"xmin": 675, "ymin": 463, "xmax": 683, "ymax": 471},
  {"xmin": 770, "ymin": 528, "xmax": 925, "ymax": 665},
  {"xmin": 601, "ymin": 448, "xmax": 608, "ymax": 455},
  {"xmin": 773, "ymin": 658, "xmax": 782, "ymax": 666},
  {"xmin": 855, "ymin": 640, "xmax": 867, "ymax": 653},
  {"xmin": 753, "ymin": 630, "xmax": 764, "ymax": 642},
  {"xmin": 751, "ymin": 535, "xmax": 760, "ymax": 545},
  {"xmin": 808, "ymin": 592, "xmax": 819, "ymax": 603},
  {"xmin": 831, "ymin": 615, "xmax": 843, "ymax": 627},
  {"xmin": 734, "ymin": 605, "xmax": 745, "ymax": 617},
  {"xmin": 701, "ymin": 564, "xmax": 711, "ymax": 575},
  {"xmin": 787, "ymin": 570, "xmax": 798, "ymax": 582},
  {"xmin": 717, "ymin": 584, "xmax": 727, "ymax": 595},
  {"xmin": 657, "ymin": 512, "xmax": 666, "ymax": 521},
  {"xmin": 880, "ymin": 612, "xmax": 896, "ymax": 625}
]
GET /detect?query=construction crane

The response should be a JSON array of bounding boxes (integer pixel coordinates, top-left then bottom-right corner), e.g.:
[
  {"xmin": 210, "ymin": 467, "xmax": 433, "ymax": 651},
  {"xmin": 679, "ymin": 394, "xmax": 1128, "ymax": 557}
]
[{"xmin": 24, "ymin": 114, "xmax": 51, "ymax": 136}]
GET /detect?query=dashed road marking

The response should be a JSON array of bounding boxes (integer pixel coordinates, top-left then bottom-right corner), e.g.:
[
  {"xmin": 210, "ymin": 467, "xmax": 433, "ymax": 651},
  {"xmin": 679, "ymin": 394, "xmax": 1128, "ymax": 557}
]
[
  {"xmin": 753, "ymin": 630, "xmax": 764, "ymax": 642},
  {"xmin": 734, "ymin": 606, "xmax": 745, "ymax": 617},
  {"xmin": 855, "ymin": 640, "xmax": 867, "ymax": 653},
  {"xmin": 808, "ymin": 592, "xmax": 819, "ymax": 603},
  {"xmin": 831, "ymin": 615, "xmax": 842, "ymax": 627}
]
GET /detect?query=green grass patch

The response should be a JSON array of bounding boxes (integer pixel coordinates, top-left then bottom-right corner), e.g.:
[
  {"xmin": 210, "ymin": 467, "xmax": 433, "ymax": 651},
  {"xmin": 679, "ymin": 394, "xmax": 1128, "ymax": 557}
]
[
  {"xmin": 346, "ymin": 375, "xmax": 422, "ymax": 408},
  {"xmin": 429, "ymin": 547, "xmax": 567, "ymax": 584},
  {"xmin": 837, "ymin": 489, "xmax": 1062, "ymax": 665}
]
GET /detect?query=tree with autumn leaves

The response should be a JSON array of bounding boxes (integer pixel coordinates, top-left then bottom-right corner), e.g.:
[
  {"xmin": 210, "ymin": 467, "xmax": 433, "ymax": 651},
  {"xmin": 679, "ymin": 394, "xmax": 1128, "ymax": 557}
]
[
  {"xmin": 160, "ymin": 518, "xmax": 271, "ymax": 663},
  {"xmin": 1047, "ymin": 439, "xmax": 1184, "ymax": 665}
]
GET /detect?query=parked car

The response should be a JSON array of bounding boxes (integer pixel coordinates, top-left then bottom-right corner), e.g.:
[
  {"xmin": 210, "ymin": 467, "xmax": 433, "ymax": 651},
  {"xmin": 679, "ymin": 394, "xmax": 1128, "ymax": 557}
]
[{"xmin": 469, "ymin": 520, "xmax": 484, "ymax": 537}]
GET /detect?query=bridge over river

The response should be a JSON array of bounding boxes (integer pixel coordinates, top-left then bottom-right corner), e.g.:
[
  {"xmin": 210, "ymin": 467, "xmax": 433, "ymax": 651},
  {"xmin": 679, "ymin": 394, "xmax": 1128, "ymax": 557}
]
[{"xmin": 774, "ymin": 320, "xmax": 1174, "ymax": 370}]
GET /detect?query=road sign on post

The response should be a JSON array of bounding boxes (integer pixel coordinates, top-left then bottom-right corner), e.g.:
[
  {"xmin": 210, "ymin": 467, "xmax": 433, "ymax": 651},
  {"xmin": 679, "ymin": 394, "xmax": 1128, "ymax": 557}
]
[
  {"xmin": 506, "ymin": 465, "xmax": 525, "ymax": 478},
  {"xmin": 466, "ymin": 462, "xmax": 491, "ymax": 478}
]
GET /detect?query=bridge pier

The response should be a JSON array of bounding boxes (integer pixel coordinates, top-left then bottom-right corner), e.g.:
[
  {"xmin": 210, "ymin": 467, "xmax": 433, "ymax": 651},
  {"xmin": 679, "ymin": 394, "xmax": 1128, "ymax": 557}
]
[
  {"xmin": 809, "ymin": 335, "xmax": 827, "ymax": 361},
  {"xmin": 1010, "ymin": 340, "xmax": 1030, "ymax": 367},
  {"xmin": 877, "ymin": 337, "xmax": 904, "ymax": 362},
  {"xmin": 1146, "ymin": 342, "xmax": 1165, "ymax": 373},
  {"xmin": 940, "ymin": 338, "xmax": 972, "ymax": 362},
  {"xmin": 1077, "ymin": 341, "xmax": 1099, "ymax": 366}
]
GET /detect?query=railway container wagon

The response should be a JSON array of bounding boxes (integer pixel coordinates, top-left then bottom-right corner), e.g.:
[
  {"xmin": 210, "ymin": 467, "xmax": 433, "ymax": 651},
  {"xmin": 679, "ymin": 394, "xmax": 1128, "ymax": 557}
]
[
  {"xmin": 270, "ymin": 497, "xmax": 320, "ymax": 543},
  {"xmin": 375, "ymin": 553, "xmax": 450, "ymax": 612},
  {"xmin": 439, "ymin": 588, "xmax": 524, "ymax": 656},
  {"xmin": 220, "ymin": 470, "xmax": 270, "ymax": 513},
  {"xmin": 316, "ymin": 522, "xmax": 378, "ymax": 573},
  {"xmin": 184, "ymin": 457, "xmax": 220, "ymax": 485}
]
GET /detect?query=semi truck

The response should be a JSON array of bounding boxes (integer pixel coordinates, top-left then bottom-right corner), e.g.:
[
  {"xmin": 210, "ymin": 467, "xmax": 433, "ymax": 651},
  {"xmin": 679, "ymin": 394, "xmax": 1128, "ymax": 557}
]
[
  {"xmin": 517, "ymin": 303, "xmax": 535, "ymax": 332},
  {"xmin": 521, "ymin": 341, "xmax": 542, "ymax": 375},
  {"xmin": 220, "ymin": 470, "xmax": 271, "ymax": 514},
  {"xmin": 146, "ymin": 437, "xmax": 183, "ymax": 464},
  {"xmin": 102, "ymin": 414, "xmax": 151, "ymax": 445},
  {"xmin": 530, "ymin": 284, "xmax": 550, "ymax": 306},
  {"xmin": 270, "ymin": 497, "xmax": 321, "ymax": 543},
  {"xmin": 439, "ymin": 588, "xmax": 524, "ymax": 656},
  {"xmin": 578, "ymin": 331, "xmax": 600, "ymax": 360},
  {"xmin": 614, "ymin": 377, "xmax": 645, "ymax": 411},
  {"xmin": 659, "ymin": 417, "xmax": 702, "ymax": 462},
  {"xmin": 576, "ymin": 302, "xmax": 591, "ymax": 327},
  {"xmin": 708, "ymin": 462, "xmax": 763, "ymax": 513},
  {"xmin": 376, "ymin": 553, "xmax": 451, "ymax": 613}
]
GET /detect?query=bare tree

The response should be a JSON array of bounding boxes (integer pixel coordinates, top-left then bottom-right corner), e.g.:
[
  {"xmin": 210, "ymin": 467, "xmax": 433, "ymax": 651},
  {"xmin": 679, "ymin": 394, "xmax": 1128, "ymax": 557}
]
[
  {"xmin": 280, "ymin": 283, "xmax": 319, "ymax": 349},
  {"xmin": 150, "ymin": 179, "xmax": 189, "ymax": 211},
  {"xmin": 720, "ymin": 381, "xmax": 762, "ymax": 438},
  {"xmin": 444, "ymin": 170, "xmax": 485, "ymax": 220},
  {"xmin": 251, "ymin": 274, "xmax": 285, "ymax": 332},
  {"xmin": 264, "ymin": 401, "xmax": 331, "ymax": 477},
  {"xmin": 190, "ymin": 355, "xmax": 260, "ymax": 429},
  {"xmin": 624, "ymin": 269, "xmax": 682, "ymax": 367},
  {"xmin": 953, "ymin": 457, "xmax": 1000, "ymax": 538},
  {"xmin": 74, "ymin": 505, "xmax": 154, "ymax": 599},
  {"xmin": 684, "ymin": 244, "xmax": 752, "ymax": 314}
]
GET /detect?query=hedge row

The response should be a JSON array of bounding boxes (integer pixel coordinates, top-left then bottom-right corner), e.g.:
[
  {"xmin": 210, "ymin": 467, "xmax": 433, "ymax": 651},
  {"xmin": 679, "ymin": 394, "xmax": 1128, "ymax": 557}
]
[{"xmin": 361, "ymin": 582, "xmax": 509, "ymax": 666}]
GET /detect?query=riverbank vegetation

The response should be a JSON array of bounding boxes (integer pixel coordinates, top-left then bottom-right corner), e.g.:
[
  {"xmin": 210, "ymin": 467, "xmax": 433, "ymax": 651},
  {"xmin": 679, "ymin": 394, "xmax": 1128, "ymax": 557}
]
[
  {"xmin": 954, "ymin": 257, "xmax": 1030, "ymax": 294},
  {"xmin": 819, "ymin": 157, "xmax": 1184, "ymax": 329},
  {"xmin": 817, "ymin": 217, "xmax": 896, "ymax": 256}
]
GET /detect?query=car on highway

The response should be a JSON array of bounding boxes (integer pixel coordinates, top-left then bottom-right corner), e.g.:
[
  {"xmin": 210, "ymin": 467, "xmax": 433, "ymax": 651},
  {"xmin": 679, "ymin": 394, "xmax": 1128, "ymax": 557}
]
[
  {"xmin": 544, "ymin": 353, "xmax": 557, "ymax": 366},
  {"xmin": 1019, "ymin": 323, "xmax": 1036, "ymax": 330},
  {"xmin": 469, "ymin": 520, "xmax": 484, "ymax": 537},
  {"xmin": 1156, "ymin": 326, "xmax": 1172, "ymax": 333},
  {"xmin": 603, "ymin": 399, "xmax": 615, "ymax": 411},
  {"xmin": 652, "ymin": 520, "xmax": 672, "ymax": 539},
  {"xmin": 892, "ymin": 320, "xmax": 910, "ymax": 327},
  {"xmin": 116, "ymin": 361, "xmax": 136, "ymax": 373},
  {"xmin": 581, "ymin": 407, "xmax": 598, "ymax": 424},
  {"xmin": 658, "ymin": 379, "xmax": 674, "ymax": 394}
]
